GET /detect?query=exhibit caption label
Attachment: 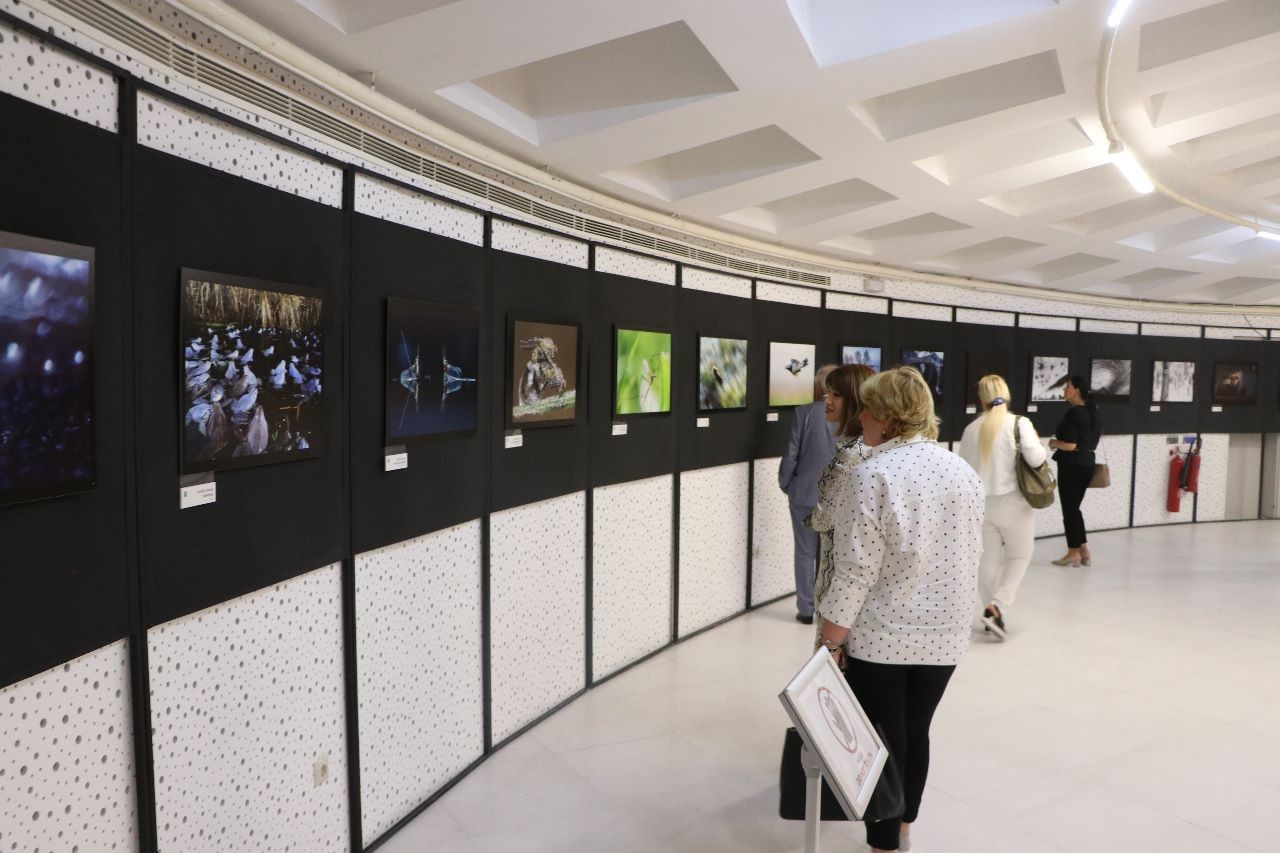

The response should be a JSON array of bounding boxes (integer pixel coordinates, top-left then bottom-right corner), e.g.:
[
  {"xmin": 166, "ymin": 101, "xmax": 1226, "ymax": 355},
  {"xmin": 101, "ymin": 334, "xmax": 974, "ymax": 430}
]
[
  {"xmin": 384, "ymin": 452, "xmax": 408, "ymax": 471},
  {"xmin": 179, "ymin": 481, "xmax": 217, "ymax": 509}
]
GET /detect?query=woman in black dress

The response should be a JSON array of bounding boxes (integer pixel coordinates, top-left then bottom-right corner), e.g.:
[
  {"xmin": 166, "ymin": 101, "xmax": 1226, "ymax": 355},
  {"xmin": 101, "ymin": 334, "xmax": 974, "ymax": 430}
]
[{"xmin": 1048, "ymin": 376, "xmax": 1101, "ymax": 567}]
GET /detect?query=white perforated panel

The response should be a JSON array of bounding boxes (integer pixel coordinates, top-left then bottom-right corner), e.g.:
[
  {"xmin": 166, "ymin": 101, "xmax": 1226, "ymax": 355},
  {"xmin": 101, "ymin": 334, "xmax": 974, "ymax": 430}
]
[
  {"xmin": 956, "ymin": 307, "xmax": 1015, "ymax": 327},
  {"xmin": 0, "ymin": 20, "xmax": 117, "ymax": 131},
  {"xmin": 1080, "ymin": 318, "xmax": 1139, "ymax": 335},
  {"xmin": 489, "ymin": 492, "xmax": 586, "ymax": 742},
  {"xmin": 591, "ymin": 476, "xmax": 673, "ymax": 680},
  {"xmin": 681, "ymin": 267, "xmax": 751, "ymax": 298},
  {"xmin": 594, "ymin": 247, "xmax": 676, "ymax": 285},
  {"xmin": 1192, "ymin": 434, "xmax": 1230, "ymax": 523},
  {"xmin": 678, "ymin": 463, "xmax": 750, "ymax": 636},
  {"xmin": 148, "ymin": 564, "xmax": 349, "ymax": 853},
  {"xmin": 353, "ymin": 174, "xmax": 484, "ymax": 246},
  {"xmin": 0, "ymin": 640, "xmax": 137, "ymax": 853},
  {"xmin": 491, "ymin": 220, "xmax": 588, "ymax": 268},
  {"xmin": 1142, "ymin": 323, "xmax": 1201, "ymax": 338},
  {"xmin": 1081, "ymin": 434, "xmax": 1135, "ymax": 533},
  {"xmin": 1020, "ymin": 314, "xmax": 1076, "ymax": 331},
  {"xmin": 892, "ymin": 300, "xmax": 951, "ymax": 321},
  {"xmin": 751, "ymin": 457, "xmax": 795, "ymax": 605},
  {"xmin": 756, "ymin": 281, "xmax": 822, "ymax": 307},
  {"xmin": 826, "ymin": 291, "xmax": 889, "ymax": 315},
  {"xmin": 136, "ymin": 92, "xmax": 344, "ymax": 208},
  {"xmin": 1205, "ymin": 326, "xmax": 1268, "ymax": 341},
  {"xmin": 1133, "ymin": 434, "xmax": 1195, "ymax": 527},
  {"xmin": 354, "ymin": 521, "xmax": 484, "ymax": 846}
]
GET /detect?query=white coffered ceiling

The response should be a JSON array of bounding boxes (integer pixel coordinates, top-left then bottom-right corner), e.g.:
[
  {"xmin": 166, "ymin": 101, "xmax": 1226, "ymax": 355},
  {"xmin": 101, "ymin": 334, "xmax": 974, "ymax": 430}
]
[{"xmin": 220, "ymin": 0, "xmax": 1280, "ymax": 304}]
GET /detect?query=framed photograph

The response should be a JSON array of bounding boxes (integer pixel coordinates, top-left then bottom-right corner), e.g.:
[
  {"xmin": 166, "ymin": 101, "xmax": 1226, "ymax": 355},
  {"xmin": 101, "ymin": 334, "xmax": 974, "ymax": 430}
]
[
  {"xmin": 965, "ymin": 350, "xmax": 1011, "ymax": 407},
  {"xmin": 1212, "ymin": 361, "xmax": 1257, "ymax": 405},
  {"xmin": 698, "ymin": 335, "xmax": 748, "ymax": 412},
  {"xmin": 778, "ymin": 648, "xmax": 890, "ymax": 821},
  {"xmin": 385, "ymin": 298, "xmax": 479, "ymax": 444},
  {"xmin": 614, "ymin": 326, "xmax": 671, "ymax": 416},
  {"xmin": 840, "ymin": 345, "xmax": 881, "ymax": 371},
  {"xmin": 1030, "ymin": 356, "xmax": 1070, "ymax": 403},
  {"xmin": 1152, "ymin": 361, "xmax": 1195, "ymax": 404},
  {"xmin": 769, "ymin": 341, "xmax": 816, "ymax": 407},
  {"xmin": 180, "ymin": 269, "xmax": 325, "ymax": 474},
  {"xmin": 0, "ymin": 230, "xmax": 96, "ymax": 507},
  {"xmin": 901, "ymin": 349, "xmax": 945, "ymax": 398},
  {"xmin": 1090, "ymin": 358, "xmax": 1132, "ymax": 401},
  {"xmin": 507, "ymin": 316, "xmax": 581, "ymax": 428}
]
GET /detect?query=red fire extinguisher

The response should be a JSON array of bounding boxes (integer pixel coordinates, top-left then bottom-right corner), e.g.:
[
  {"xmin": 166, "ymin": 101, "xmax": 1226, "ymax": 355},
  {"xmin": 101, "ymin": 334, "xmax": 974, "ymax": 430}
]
[{"xmin": 1167, "ymin": 436, "xmax": 1202, "ymax": 512}]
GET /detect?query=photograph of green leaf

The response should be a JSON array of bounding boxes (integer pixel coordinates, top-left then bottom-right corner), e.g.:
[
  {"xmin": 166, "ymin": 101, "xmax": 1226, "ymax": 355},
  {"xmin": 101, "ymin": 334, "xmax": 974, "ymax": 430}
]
[{"xmin": 614, "ymin": 327, "xmax": 671, "ymax": 415}]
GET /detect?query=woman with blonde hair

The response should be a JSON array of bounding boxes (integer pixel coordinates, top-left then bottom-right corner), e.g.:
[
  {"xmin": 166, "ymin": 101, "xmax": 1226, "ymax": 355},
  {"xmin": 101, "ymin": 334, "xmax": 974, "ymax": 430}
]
[
  {"xmin": 817, "ymin": 367, "xmax": 984, "ymax": 853},
  {"xmin": 957, "ymin": 375, "xmax": 1047, "ymax": 640},
  {"xmin": 805, "ymin": 363, "xmax": 875, "ymax": 645}
]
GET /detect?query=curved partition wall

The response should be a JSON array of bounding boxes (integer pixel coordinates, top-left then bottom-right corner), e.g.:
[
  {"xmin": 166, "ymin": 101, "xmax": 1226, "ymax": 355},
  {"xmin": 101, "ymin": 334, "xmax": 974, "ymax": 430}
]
[{"xmin": 0, "ymin": 4, "xmax": 1277, "ymax": 851}]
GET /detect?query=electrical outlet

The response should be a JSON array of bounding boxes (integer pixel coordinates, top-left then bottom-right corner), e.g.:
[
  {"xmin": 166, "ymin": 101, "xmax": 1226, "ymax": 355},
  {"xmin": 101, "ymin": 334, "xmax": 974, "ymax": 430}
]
[{"xmin": 313, "ymin": 754, "xmax": 330, "ymax": 787}]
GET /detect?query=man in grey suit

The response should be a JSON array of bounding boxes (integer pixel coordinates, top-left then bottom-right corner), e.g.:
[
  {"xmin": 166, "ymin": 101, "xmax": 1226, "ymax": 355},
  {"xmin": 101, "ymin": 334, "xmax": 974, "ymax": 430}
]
[{"xmin": 778, "ymin": 364, "xmax": 838, "ymax": 624}]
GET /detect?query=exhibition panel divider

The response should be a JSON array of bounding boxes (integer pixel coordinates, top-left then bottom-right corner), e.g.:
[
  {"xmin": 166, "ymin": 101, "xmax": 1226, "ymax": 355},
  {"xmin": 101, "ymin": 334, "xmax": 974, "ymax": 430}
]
[
  {"xmin": 349, "ymin": 213, "xmax": 487, "ymax": 554},
  {"xmin": 131, "ymin": 147, "xmax": 347, "ymax": 626},
  {"xmin": 0, "ymin": 91, "xmax": 131, "ymax": 687},
  {"xmin": 676, "ymin": 285, "xmax": 757, "ymax": 470},
  {"xmin": 1201, "ymin": 336, "xmax": 1278, "ymax": 434},
  {"xmin": 1137, "ymin": 333, "xmax": 1205, "ymax": 436},
  {"xmin": 752, "ymin": 297, "xmax": 830, "ymax": 460},
  {"xmin": 887, "ymin": 317, "xmax": 958, "ymax": 441}
]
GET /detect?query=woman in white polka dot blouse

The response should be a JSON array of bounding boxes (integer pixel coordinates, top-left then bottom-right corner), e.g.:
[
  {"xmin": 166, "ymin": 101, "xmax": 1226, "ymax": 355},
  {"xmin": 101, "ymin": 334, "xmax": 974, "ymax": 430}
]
[{"xmin": 817, "ymin": 366, "xmax": 985, "ymax": 853}]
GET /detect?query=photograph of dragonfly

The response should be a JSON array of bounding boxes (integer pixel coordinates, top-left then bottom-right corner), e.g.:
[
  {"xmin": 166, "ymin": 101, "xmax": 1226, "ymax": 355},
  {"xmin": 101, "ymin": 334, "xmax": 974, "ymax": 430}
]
[
  {"xmin": 0, "ymin": 231, "xmax": 96, "ymax": 506},
  {"xmin": 614, "ymin": 326, "xmax": 671, "ymax": 416},
  {"xmin": 385, "ymin": 297, "xmax": 479, "ymax": 443},
  {"xmin": 180, "ymin": 269, "xmax": 325, "ymax": 474}
]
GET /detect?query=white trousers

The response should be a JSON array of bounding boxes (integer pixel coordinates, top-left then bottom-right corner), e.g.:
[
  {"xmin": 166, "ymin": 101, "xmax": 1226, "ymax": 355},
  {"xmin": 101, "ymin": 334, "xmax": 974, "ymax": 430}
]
[{"xmin": 978, "ymin": 491, "xmax": 1036, "ymax": 614}]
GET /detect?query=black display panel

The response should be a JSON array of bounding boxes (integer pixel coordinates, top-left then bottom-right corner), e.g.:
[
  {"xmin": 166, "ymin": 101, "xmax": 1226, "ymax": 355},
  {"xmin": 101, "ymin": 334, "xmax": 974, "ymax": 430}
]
[
  {"xmin": 752, "ymin": 296, "xmax": 827, "ymax": 460},
  {"xmin": 0, "ymin": 230, "xmax": 96, "ymax": 507},
  {"xmin": 677, "ymin": 285, "xmax": 756, "ymax": 469},
  {"xmin": 505, "ymin": 315, "xmax": 582, "ymax": 429},
  {"xmin": 0, "ymin": 93, "xmax": 128, "ymax": 686},
  {"xmin": 888, "ymin": 317, "xmax": 957, "ymax": 441},
  {"xmin": 133, "ymin": 149, "xmax": 345, "ymax": 625},
  {"xmin": 489, "ymin": 250, "xmax": 589, "ymax": 512},
  {"xmin": 350, "ymin": 214, "xmax": 485, "ymax": 554},
  {"xmin": 590, "ymin": 271, "xmax": 677, "ymax": 488}
]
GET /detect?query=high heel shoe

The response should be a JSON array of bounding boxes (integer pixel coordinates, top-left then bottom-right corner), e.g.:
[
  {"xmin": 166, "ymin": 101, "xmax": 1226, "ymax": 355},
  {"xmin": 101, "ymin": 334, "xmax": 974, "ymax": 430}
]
[
  {"xmin": 1080, "ymin": 554, "xmax": 1092, "ymax": 566},
  {"xmin": 1051, "ymin": 556, "xmax": 1081, "ymax": 567}
]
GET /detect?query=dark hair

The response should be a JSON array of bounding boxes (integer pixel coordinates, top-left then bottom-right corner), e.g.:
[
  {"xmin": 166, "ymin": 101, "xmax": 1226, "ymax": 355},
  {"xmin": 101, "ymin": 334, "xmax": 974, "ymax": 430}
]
[
  {"xmin": 826, "ymin": 363, "xmax": 874, "ymax": 438},
  {"xmin": 1067, "ymin": 375, "xmax": 1101, "ymax": 430}
]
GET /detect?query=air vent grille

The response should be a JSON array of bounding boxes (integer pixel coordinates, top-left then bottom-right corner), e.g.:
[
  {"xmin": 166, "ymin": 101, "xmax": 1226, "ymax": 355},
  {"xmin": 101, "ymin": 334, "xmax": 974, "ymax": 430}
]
[{"xmin": 43, "ymin": 0, "xmax": 831, "ymax": 288}]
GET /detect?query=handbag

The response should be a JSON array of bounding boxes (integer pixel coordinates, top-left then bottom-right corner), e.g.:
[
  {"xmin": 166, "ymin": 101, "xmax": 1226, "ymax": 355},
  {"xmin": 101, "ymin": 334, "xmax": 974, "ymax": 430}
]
[
  {"xmin": 778, "ymin": 725, "xmax": 904, "ymax": 823},
  {"xmin": 1013, "ymin": 417, "xmax": 1056, "ymax": 509},
  {"xmin": 1088, "ymin": 442, "xmax": 1111, "ymax": 489}
]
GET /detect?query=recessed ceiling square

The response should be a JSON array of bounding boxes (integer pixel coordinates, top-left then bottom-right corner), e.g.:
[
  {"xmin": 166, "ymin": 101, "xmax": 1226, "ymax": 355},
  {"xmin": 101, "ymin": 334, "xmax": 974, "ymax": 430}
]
[
  {"xmin": 436, "ymin": 21, "xmax": 737, "ymax": 145},
  {"xmin": 1117, "ymin": 268, "xmax": 1198, "ymax": 289},
  {"xmin": 923, "ymin": 237, "xmax": 1045, "ymax": 270},
  {"xmin": 1138, "ymin": 0, "xmax": 1280, "ymax": 71},
  {"xmin": 1025, "ymin": 253, "xmax": 1117, "ymax": 283},
  {"xmin": 852, "ymin": 213, "xmax": 972, "ymax": 241},
  {"xmin": 851, "ymin": 51, "xmax": 1064, "ymax": 141},
  {"xmin": 720, "ymin": 179, "xmax": 896, "ymax": 233},
  {"xmin": 914, "ymin": 120, "xmax": 1091, "ymax": 185},
  {"xmin": 787, "ymin": 0, "xmax": 1058, "ymax": 68},
  {"xmin": 982, "ymin": 165, "xmax": 1125, "ymax": 218},
  {"xmin": 1056, "ymin": 195, "xmax": 1183, "ymax": 235},
  {"xmin": 603, "ymin": 125, "xmax": 820, "ymax": 202},
  {"xmin": 291, "ymin": 0, "xmax": 464, "ymax": 35},
  {"xmin": 1192, "ymin": 276, "xmax": 1280, "ymax": 302}
]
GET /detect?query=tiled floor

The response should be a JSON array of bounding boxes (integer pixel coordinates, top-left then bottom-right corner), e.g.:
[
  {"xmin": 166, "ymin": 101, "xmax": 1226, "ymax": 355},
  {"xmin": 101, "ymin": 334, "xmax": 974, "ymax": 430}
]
[{"xmin": 381, "ymin": 522, "xmax": 1280, "ymax": 852}]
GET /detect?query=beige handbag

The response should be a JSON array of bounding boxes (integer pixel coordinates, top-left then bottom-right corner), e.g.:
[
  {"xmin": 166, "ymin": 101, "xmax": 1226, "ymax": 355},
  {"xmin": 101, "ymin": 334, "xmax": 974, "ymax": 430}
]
[{"xmin": 1088, "ymin": 443, "xmax": 1110, "ymax": 488}]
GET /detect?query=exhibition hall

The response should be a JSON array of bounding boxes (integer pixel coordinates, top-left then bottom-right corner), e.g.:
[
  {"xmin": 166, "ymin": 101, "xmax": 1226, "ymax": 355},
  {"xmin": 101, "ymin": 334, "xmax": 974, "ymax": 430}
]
[{"xmin": 2, "ymin": 0, "xmax": 1280, "ymax": 850}]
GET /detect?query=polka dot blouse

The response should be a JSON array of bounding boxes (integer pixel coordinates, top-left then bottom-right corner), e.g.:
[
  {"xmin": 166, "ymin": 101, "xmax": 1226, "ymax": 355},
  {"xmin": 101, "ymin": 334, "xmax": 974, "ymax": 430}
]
[{"xmin": 818, "ymin": 435, "xmax": 985, "ymax": 666}]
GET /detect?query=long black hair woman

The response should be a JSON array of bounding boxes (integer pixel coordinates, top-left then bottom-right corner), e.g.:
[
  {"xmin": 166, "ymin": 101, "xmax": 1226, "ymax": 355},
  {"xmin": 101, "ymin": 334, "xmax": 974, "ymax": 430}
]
[{"xmin": 1047, "ymin": 376, "xmax": 1101, "ymax": 566}]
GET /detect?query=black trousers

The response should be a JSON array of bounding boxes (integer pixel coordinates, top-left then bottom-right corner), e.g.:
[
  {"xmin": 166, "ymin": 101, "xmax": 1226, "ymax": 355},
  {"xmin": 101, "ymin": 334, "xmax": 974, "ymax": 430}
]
[
  {"xmin": 1057, "ymin": 462, "xmax": 1092, "ymax": 549},
  {"xmin": 843, "ymin": 658, "xmax": 956, "ymax": 851}
]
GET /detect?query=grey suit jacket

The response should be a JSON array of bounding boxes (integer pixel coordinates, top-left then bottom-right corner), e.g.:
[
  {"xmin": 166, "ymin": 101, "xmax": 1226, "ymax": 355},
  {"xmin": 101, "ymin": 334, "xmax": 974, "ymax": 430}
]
[{"xmin": 778, "ymin": 399, "xmax": 837, "ymax": 507}]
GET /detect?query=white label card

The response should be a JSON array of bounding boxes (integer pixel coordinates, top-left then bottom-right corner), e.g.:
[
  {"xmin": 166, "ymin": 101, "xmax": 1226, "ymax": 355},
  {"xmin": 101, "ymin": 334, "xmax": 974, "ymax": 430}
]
[
  {"xmin": 179, "ymin": 481, "xmax": 216, "ymax": 509},
  {"xmin": 504, "ymin": 432, "xmax": 523, "ymax": 449},
  {"xmin": 767, "ymin": 412, "xmax": 779, "ymax": 422},
  {"xmin": 696, "ymin": 417, "xmax": 710, "ymax": 428},
  {"xmin": 1150, "ymin": 405, "xmax": 1161, "ymax": 412},
  {"xmin": 384, "ymin": 452, "xmax": 408, "ymax": 471},
  {"xmin": 1211, "ymin": 405, "xmax": 1223, "ymax": 413},
  {"xmin": 1027, "ymin": 404, "xmax": 1039, "ymax": 412},
  {"xmin": 965, "ymin": 406, "xmax": 976, "ymax": 414},
  {"xmin": 611, "ymin": 422, "xmax": 628, "ymax": 436}
]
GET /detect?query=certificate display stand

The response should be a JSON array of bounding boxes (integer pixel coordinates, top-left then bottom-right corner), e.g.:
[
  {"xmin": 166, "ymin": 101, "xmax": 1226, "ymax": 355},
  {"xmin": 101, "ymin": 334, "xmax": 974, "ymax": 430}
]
[{"xmin": 801, "ymin": 742, "xmax": 824, "ymax": 853}]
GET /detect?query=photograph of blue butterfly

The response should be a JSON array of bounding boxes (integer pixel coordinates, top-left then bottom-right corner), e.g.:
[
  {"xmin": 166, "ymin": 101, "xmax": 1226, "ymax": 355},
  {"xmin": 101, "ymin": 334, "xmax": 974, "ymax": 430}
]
[
  {"xmin": 181, "ymin": 269, "xmax": 325, "ymax": 474},
  {"xmin": 0, "ymin": 230, "xmax": 96, "ymax": 506},
  {"xmin": 385, "ymin": 297, "xmax": 479, "ymax": 444},
  {"xmin": 901, "ymin": 348, "xmax": 945, "ymax": 398}
]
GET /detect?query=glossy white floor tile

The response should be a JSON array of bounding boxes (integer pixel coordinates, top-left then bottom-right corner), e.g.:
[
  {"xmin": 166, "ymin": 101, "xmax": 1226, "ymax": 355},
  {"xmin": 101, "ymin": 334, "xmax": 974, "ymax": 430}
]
[{"xmin": 380, "ymin": 522, "xmax": 1280, "ymax": 852}]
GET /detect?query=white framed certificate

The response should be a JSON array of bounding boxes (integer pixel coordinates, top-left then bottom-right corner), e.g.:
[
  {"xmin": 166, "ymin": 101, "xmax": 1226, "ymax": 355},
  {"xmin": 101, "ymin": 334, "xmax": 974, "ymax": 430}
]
[{"xmin": 778, "ymin": 649, "xmax": 889, "ymax": 820}]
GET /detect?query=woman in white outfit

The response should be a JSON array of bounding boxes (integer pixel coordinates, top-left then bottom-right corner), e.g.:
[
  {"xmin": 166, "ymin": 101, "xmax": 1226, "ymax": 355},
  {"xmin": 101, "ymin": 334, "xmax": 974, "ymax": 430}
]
[{"xmin": 957, "ymin": 375, "xmax": 1046, "ymax": 640}]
